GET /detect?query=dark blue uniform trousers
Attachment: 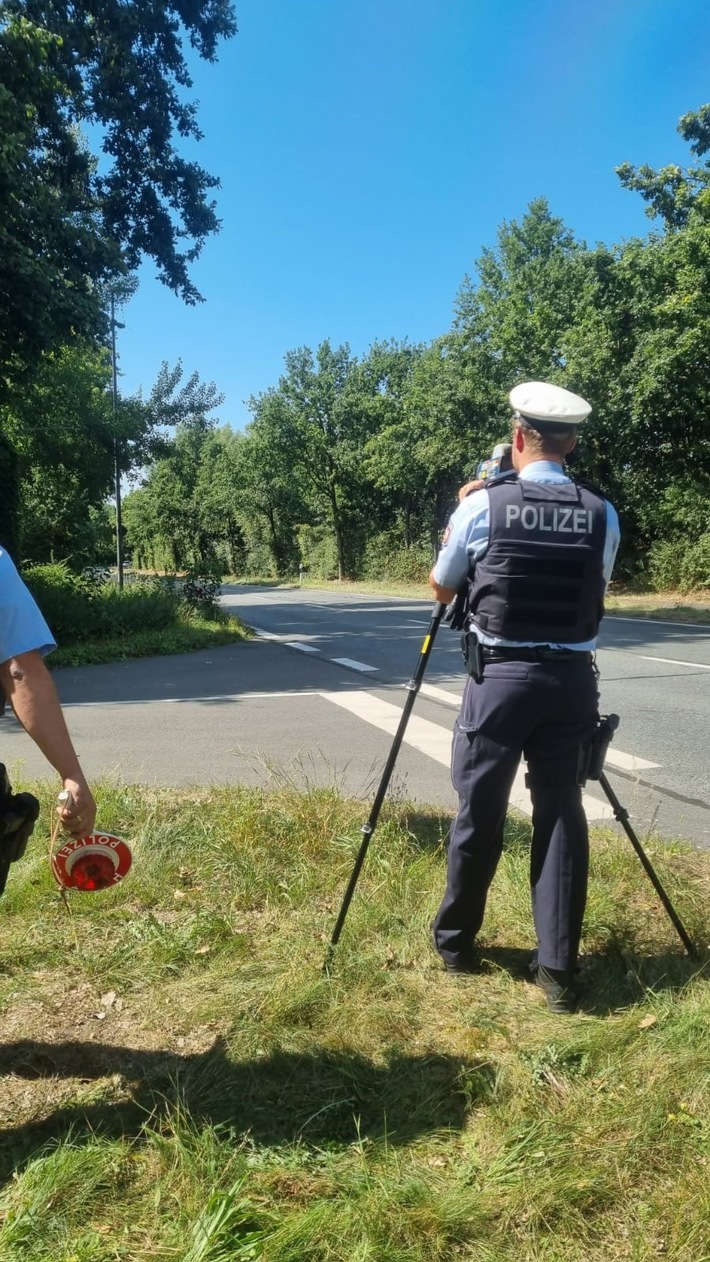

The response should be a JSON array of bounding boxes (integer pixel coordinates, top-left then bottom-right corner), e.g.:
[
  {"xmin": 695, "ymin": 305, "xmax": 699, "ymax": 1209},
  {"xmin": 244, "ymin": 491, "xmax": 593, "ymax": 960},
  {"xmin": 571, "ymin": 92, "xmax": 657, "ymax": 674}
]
[{"xmin": 433, "ymin": 658, "xmax": 599, "ymax": 973}]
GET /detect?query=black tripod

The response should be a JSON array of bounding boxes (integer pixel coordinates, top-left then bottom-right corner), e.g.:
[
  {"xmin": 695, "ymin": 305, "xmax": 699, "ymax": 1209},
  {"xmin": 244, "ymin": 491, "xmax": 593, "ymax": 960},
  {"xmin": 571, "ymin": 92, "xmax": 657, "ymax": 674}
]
[
  {"xmin": 325, "ymin": 617, "xmax": 696, "ymax": 965},
  {"xmin": 599, "ymin": 770, "xmax": 694, "ymax": 955}
]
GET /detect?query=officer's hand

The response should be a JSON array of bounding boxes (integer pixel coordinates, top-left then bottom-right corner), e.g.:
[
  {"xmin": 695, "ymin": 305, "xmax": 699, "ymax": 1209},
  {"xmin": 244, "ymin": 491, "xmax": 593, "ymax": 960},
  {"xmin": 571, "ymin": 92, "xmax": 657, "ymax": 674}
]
[
  {"xmin": 57, "ymin": 778, "xmax": 97, "ymax": 837},
  {"xmin": 458, "ymin": 478, "xmax": 485, "ymax": 502}
]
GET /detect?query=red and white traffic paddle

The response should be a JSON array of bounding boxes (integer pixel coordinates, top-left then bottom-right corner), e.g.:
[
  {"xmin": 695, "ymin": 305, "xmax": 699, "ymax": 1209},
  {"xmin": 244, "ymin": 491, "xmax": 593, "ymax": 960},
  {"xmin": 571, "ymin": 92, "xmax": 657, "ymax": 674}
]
[{"xmin": 51, "ymin": 791, "xmax": 132, "ymax": 892}]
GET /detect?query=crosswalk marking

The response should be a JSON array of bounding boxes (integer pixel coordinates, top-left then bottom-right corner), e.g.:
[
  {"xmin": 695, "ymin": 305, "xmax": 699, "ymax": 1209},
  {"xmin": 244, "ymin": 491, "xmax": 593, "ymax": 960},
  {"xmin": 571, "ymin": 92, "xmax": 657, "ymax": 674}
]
[
  {"xmin": 419, "ymin": 683, "xmax": 659, "ymax": 771},
  {"xmin": 318, "ymin": 690, "xmax": 615, "ymax": 821},
  {"xmin": 248, "ymin": 630, "xmax": 659, "ymax": 784}
]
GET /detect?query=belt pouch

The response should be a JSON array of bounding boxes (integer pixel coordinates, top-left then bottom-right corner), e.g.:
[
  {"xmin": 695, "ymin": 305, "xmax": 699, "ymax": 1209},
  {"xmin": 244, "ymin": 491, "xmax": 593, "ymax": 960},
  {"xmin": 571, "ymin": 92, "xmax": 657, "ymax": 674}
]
[{"xmin": 461, "ymin": 630, "xmax": 484, "ymax": 682}]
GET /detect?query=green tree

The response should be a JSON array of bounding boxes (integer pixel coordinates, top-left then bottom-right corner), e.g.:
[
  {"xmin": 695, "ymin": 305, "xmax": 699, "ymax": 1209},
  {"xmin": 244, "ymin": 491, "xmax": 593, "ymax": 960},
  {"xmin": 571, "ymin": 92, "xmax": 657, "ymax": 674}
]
[
  {"xmin": 616, "ymin": 104, "xmax": 710, "ymax": 229},
  {"xmin": 454, "ymin": 197, "xmax": 589, "ymax": 383},
  {"xmin": 562, "ymin": 227, "xmax": 710, "ymax": 578},
  {"xmin": 362, "ymin": 337, "xmax": 476, "ymax": 555},
  {"xmin": 0, "ymin": 0, "xmax": 237, "ymax": 384},
  {"xmin": 0, "ymin": 342, "xmax": 116, "ymax": 562},
  {"xmin": 235, "ymin": 412, "xmax": 308, "ymax": 575},
  {"xmin": 249, "ymin": 342, "xmax": 368, "ymax": 580},
  {"xmin": 122, "ymin": 369, "xmax": 226, "ymax": 571}
]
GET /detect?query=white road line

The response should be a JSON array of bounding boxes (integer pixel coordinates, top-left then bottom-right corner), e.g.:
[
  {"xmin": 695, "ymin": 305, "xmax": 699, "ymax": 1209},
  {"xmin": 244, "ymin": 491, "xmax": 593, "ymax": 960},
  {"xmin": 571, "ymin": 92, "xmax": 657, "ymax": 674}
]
[
  {"xmin": 607, "ymin": 615, "xmax": 710, "ymax": 632},
  {"xmin": 330, "ymin": 657, "xmax": 379, "ymax": 673},
  {"xmin": 639, "ymin": 654, "xmax": 710, "ymax": 671},
  {"xmin": 420, "ymin": 682, "xmax": 462, "ymax": 706},
  {"xmin": 318, "ymin": 690, "xmax": 614, "ymax": 821},
  {"xmin": 419, "ymin": 683, "xmax": 659, "ymax": 771},
  {"xmin": 253, "ymin": 627, "xmax": 323, "ymax": 650},
  {"xmin": 605, "ymin": 749, "xmax": 659, "ymax": 771},
  {"xmin": 59, "ymin": 692, "xmax": 320, "ymax": 708}
]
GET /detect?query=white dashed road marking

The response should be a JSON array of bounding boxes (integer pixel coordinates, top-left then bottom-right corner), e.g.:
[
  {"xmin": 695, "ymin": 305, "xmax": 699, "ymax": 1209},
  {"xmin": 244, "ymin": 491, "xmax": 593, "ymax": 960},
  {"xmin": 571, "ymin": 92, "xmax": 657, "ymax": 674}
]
[{"xmin": 330, "ymin": 658, "xmax": 379, "ymax": 673}]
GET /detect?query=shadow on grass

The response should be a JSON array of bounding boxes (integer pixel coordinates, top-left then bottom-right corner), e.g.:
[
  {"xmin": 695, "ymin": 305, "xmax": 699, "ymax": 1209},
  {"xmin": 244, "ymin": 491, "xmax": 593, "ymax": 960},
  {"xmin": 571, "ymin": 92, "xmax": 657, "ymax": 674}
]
[
  {"xmin": 398, "ymin": 809, "xmax": 531, "ymax": 854},
  {"xmin": 0, "ymin": 1040, "xmax": 493, "ymax": 1183},
  {"xmin": 466, "ymin": 940, "xmax": 709, "ymax": 1017},
  {"xmin": 575, "ymin": 941, "xmax": 710, "ymax": 1016}
]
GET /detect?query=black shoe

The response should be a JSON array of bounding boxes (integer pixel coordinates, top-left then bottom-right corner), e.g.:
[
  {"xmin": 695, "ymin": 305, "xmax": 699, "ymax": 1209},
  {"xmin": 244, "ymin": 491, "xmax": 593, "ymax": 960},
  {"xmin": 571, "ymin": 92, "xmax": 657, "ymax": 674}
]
[
  {"xmin": 534, "ymin": 964, "xmax": 577, "ymax": 1014},
  {"xmin": 443, "ymin": 957, "xmax": 479, "ymax": 976},
  {"xmin": 440, "ymin": 945, "xmax": 482, "ymax": 975}
]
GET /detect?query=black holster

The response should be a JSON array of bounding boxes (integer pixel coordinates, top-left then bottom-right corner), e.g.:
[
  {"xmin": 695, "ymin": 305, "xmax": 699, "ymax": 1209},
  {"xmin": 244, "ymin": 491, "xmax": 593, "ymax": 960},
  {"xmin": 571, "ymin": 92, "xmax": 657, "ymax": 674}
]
[
  {"xmin": 576, "ymin": 714, "xmax": 620, "ymax": 786},
  {"xmin": 461, "ymin": 629, "xmax": 484, "ymax": 682},
  {"xmin": 0, "ymin": 764, "xmax": 40, "ymax": 897}
]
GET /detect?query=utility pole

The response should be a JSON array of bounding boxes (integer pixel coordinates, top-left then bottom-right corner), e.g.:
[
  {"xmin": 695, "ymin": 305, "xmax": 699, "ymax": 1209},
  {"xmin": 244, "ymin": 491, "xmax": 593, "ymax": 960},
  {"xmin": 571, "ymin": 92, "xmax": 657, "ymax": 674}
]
[{"xmin": 111, "ymin": 293, "xmax": 123, "ymax": 591}]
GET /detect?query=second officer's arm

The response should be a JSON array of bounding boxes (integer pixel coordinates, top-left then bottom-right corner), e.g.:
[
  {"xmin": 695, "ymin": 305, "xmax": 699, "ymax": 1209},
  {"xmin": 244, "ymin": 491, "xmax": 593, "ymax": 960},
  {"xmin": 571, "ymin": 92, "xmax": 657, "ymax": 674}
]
[
  {"xmin": 429, "ymin": 486, "xmax": 491, "ymax": 605},
  {"xmin": 0, "ymin": 651, "xmax": 96, "ymax": 835}
]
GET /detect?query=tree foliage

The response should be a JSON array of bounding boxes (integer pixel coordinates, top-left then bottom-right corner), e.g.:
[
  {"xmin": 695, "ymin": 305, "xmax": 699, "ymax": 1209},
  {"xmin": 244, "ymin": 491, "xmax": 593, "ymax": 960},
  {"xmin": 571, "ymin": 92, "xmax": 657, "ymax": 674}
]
[
  {"xmin": 616, "ymin": 105, "xmax": 710, "ymax": 229},
  {"xmin": 0, "ymin": 0, "xmax": 237, "ymax": 385}
]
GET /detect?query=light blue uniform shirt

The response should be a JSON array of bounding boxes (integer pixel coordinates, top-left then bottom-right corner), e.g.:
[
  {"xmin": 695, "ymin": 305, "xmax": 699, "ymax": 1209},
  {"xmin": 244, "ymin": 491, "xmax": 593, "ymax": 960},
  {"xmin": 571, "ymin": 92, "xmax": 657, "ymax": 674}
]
[
  {"xmin": 0, "ymin": 548, "xmax": 56, "ymax": 664},
  {"xmin": 432, "ymin": 462, "xmax": 621, "ymax": 651}
]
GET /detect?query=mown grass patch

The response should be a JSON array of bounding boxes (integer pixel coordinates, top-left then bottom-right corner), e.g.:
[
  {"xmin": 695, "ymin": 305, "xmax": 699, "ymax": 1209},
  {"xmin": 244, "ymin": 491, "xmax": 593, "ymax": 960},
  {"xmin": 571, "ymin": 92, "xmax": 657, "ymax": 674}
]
[{"xmin": 0, "ymin": 781, "xmax": 708, "ymax": 1259}]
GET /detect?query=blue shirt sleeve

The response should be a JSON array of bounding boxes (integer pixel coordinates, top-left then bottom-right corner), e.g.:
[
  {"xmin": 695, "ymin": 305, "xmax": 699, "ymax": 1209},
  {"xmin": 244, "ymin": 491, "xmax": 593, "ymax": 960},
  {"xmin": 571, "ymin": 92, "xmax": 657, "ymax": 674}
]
[
  {"xmin": 0, "ymin": 550, "xmax": 56, "ymax": 663},
  {"xmin": 431, "ymin": 489, "xmax": 491, "ymax": 589},
  {"xmin": 603, "ymin": 501, "xmax": 620, "ymax": 587}
]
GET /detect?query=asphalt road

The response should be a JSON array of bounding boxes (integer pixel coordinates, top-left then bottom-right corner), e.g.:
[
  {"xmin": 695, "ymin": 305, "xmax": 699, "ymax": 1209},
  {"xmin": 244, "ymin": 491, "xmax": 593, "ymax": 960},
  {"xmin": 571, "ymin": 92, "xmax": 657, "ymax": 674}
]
[
  {"xmin": 2, "ymin": 583, "xmax": 709, "ymax": 848},
  {"xmin": 218, "ymin": 584, "xmax": 710, "ymax": 847}
]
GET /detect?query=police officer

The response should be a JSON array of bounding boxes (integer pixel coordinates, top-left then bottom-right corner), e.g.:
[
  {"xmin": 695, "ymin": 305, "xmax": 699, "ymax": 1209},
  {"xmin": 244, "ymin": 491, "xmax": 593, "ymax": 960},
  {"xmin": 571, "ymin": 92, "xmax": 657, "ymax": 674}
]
[
  {"xmin": 430, "ymin": 382, "xmax": 620, "ymax": 1013},
  {"xmin": 0, "ymin": 546, "xmax": 96, "ymax": 836}
]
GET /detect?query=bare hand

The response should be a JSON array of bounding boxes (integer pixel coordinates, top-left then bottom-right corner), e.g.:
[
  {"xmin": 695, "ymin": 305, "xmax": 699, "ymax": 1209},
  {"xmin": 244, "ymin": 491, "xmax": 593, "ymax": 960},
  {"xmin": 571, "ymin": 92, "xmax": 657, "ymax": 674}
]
[
  {"xmin": 57, "ymin": 778, "xmax": 97, "ymax": 837},
  {"xmin": 458, "ymin": 477, "xmax": 485, "ymax": 502}
]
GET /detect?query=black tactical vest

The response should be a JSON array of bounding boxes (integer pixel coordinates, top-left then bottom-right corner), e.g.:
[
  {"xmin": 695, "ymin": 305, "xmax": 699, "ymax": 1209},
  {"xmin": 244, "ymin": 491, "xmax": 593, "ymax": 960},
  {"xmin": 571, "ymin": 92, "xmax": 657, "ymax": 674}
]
[{"xmin": 468, "ymin": 474, "xmax": 608, "ymax": 643}]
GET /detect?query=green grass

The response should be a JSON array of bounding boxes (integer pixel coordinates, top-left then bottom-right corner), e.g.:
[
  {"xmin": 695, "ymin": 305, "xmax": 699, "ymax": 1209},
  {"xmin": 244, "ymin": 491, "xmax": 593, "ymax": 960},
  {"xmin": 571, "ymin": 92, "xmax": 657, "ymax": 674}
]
[
  {"xmin": 602, "ymin": 593, "xmax": 710, "ymax": 623},
  {"xmin": 0, "ymin": 779, "xmax": 709, "ymax": 1259},
  {"xmin": 49, "ymin": 611, "xmax": 250, "ymax": 668}
]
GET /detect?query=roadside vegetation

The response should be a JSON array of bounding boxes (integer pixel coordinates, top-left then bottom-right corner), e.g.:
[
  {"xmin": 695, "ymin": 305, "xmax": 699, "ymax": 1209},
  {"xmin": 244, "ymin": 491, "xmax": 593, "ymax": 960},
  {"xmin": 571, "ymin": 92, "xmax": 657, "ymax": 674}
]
[
  {"xmin": 23, "ymin": 563, "xmax": 248, "ymax": 669},
  {"xmin": 0, "ymin": 778, "xmax": 708, "ymax": 1260}
]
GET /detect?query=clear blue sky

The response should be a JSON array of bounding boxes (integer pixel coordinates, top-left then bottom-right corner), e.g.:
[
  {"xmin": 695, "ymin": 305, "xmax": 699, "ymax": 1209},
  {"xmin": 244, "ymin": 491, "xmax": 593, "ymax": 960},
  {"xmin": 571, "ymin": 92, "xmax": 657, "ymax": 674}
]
[{"xmin": 117, "ymin": 0, "xmax": 710, "ymax": 429}]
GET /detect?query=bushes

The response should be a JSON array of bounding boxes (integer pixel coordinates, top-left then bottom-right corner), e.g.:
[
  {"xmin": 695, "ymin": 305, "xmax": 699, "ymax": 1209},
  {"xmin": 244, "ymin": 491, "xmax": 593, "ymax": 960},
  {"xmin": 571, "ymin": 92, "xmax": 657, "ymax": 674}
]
[
  {"xmin": 362, "ymin": 531, "xmax": 432, "ymax": 584},
  {"xmin": 23, "ymin": 562, "xmax": 182, "ymax": 644},
  {"xmin": 296, "ymin": 525, "xmax": 338, "ymax": 580},
  {"xmin": 647, "ymin": 533, "xmax": 710, "ymax": 593}
]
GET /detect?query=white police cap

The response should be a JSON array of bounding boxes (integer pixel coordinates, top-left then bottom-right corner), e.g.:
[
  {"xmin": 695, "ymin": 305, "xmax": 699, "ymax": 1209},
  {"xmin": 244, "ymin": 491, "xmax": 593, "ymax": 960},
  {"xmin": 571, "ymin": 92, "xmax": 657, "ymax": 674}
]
[{"xmin": 509, "ymin": 381, "xmax": 591, "ymax": 427}]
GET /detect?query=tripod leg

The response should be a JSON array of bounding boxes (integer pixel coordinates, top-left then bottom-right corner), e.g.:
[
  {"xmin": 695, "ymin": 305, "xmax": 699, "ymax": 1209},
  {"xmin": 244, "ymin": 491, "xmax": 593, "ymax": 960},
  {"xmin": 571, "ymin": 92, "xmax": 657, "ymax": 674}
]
[
  {"xmin": 324, "ymin": 602, "xmax": 446, "ymax": 970},
  {"xmin": 598, "ymin": 772, "xmax": 695, "ymax": 957}
]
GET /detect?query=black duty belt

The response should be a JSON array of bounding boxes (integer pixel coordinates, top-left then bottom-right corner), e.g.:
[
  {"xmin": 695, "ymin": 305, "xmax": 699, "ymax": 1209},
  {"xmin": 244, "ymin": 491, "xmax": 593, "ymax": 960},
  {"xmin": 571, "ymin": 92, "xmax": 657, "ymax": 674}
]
[{"xmin": 481, "ymin": 647, "xmax": 594, "ymax": 664}]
